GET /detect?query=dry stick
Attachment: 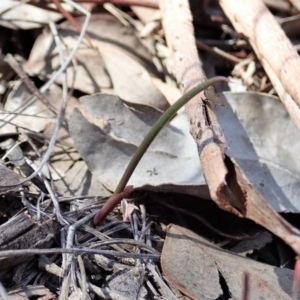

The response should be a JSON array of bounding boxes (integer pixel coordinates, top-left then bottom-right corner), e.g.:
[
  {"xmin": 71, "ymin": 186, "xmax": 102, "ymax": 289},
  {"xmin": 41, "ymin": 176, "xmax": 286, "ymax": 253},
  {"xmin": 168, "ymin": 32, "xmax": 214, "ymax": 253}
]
[
  {"xmin": 5, "ymin": 54, "xmax": 58, "ymax": 115},
  {"xmin": 93, "ymin": 76, "xmax": 228, "ymax": 225},
  {"xmin": 219, "ymin": 0, "xmax": 300, "ymax": 130},
  {"xmin": 0, "ymin": 248, "xmax": 159, "ymax": 259},
  {"xmin": 32, "ymin": 0, "xmax": 159, "ymax": 9},
  {"xmin": 51, "ymin": 0, "xmax": 94, "ymax": 47},
  {"xmin": 77, "ymin": 255, "xmax": 87, "ymax": 300},
  {"xmin": 196, "ymin": 40, "xmax": 242, "ymax": 64}
]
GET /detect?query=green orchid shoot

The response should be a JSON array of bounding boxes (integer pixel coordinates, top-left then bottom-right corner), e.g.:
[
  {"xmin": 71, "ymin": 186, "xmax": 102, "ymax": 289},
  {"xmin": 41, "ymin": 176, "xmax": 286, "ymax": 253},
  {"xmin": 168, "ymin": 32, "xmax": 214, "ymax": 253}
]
[{"xmin": 94, "ymin": 76, "xmax": 228, "ymax": 225}]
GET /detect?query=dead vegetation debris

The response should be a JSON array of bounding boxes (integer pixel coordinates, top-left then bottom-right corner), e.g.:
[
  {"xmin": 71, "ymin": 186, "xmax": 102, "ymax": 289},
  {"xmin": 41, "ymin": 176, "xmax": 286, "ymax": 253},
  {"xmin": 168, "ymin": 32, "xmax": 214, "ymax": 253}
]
[{"xmin": 0, "ymin": 0, "xmax": 300, "ymax": 299}]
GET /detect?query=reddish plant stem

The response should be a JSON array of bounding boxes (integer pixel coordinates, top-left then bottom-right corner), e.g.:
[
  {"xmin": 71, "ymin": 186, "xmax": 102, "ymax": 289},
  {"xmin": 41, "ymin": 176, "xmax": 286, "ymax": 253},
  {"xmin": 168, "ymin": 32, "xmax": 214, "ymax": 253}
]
[
  {"xmin": 242, "ymin": 273, "xmax": 249, "ymax": 300},
  {"xmin": 93, "ymin": 185, "xmax": 134, "ymax": 225},
  {"xmin": 30, "ymin": 0, "xmax": 159, "ymax": 10}
]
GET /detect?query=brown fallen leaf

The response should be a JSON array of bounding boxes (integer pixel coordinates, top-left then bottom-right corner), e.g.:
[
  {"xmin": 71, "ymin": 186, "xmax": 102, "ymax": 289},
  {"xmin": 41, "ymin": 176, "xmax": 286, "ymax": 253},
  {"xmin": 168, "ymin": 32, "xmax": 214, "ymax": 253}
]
[{"xmin": 162, "ymin": 224, "xmax": 296, "ymax": 300}]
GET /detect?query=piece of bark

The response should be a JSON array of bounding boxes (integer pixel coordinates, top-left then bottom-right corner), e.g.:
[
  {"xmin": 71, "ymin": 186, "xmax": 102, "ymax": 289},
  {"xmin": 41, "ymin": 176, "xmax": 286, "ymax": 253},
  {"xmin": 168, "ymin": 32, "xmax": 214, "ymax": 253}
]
[
  {"xmin": 0, "ymin": 213, "xmax": 35, "ymax": 247},
  {"xmin": 0, "ymin": 217, "xmax": 61, "ymax": 270},
  {"xmin": 219, "ymin": 0, "xmax": 300, "ymax": 130},
  {"xmin": 159, "ymin": 0, "xmax": 300, "ymax": 254}
]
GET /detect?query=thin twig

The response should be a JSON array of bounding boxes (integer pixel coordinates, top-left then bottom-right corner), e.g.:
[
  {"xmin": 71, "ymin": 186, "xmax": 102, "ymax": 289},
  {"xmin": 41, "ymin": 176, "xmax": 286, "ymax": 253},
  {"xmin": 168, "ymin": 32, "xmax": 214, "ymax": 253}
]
[
  {"xmin": 4, "ymin": 54, "xmax": 58, "ymax": 115},
  {"xmin": 51, "ymin": 0, "xmax": 94, "ymax": 47},
  {"xmin": 77, "ymin": 255, "xmax": 88, "ymax": 300},
  {"xmin": 0, "ymin": 280, "xmax": 9, "ymax": 300},
  {"xmin": 29, "ymin": 0, "xmax": 159, "ymax": 9},
  {"xmin": 93, "ymin": 77, "xmax": 227, "ymax": 226},
  {"xmin": 0, "ymin": 248, "xmax": 159, "ymax": 259},
  {"xmin": 114, "ymin": 77, "xmax": 227, "ymax": 195}
]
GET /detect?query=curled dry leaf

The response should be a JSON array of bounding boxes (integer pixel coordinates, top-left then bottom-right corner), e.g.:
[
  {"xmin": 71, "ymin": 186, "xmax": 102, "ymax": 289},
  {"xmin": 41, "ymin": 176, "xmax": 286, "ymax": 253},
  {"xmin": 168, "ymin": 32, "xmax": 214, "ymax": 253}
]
[
  {"xmin": 216, "ymin": 92, "xmax": 300, "ymax": 213},
  {"xmin": 162, "ymin": 224, "xmax": 296, "ymax": 300},
  {"xmin": 121, "ymin": 199, "xmax": 135, "ymax": 222}
]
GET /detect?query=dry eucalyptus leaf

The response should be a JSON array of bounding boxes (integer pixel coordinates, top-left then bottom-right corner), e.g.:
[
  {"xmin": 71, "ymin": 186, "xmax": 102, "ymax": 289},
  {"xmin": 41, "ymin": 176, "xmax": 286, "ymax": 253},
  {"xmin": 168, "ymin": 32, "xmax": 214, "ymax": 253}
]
[
  {"xmin": 24, "ymin": 14, "xmax": 168, "ymax": 109},
  {"xmin": 24, "ymin": 33, "xmax": 111, "ymax": 93},
  {"xmin": 1, "ymin": 82, "xmax": 75, "ymax": 135},
  {"xmin": 215, "ymin": 92, "xmax": 300, "ymax": 212},
  {"xmin": 69, "ymin": 91, "xmax": 300, "ymax": 211},
  {"xmin": 68, "ymin": 93, "xmax": 207, "ymax": 196},
  {"xmin": 162, "ymin": 224, "xmax": 295, "ymax": 300},
  {"xmin": 69, "ymin": 104, "xmax": 205, "ymax": 195},
  {"xmin": 1, "ymin": 81, "xmax": 53, "ymax": 133},
  {"xmin": 230, "ymin": 231, "xmax": 273, "ymax": 255},
  {"xmin": 79, "ymin": 94, "xmax": 178, "ymax": 151},
  {"xmin": 104, "ymin": 267, "xmax": 147, "ymax": 299},
  {"xmin": 0, "ymin": 163, "xmax": 27, "ymax": 193},
  {"xmin": 55, "ymin": 160, "xmax": 111, "ymax": 197},
  {"xmin": 0, "ymin": 2, "xmax": 69, "ymax": 30},
  {"xmin": 100, "ymin": 46, "xmax": 168, "ymax": 109}
]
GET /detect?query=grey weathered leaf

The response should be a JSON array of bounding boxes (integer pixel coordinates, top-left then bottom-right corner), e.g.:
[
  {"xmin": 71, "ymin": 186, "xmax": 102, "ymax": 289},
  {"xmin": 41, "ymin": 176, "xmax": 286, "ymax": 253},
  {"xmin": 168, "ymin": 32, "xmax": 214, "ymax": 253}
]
[
  {"xmin": 68, "ymin": 101, "xmax": 205, "ymax": 195},
  {"xmin": 162, "ymin": 224, "xmax": 295, "ymax": 300},
  {"xmin": 0, "ymin": 163, "xmax": 27, "ymax": 193},
  {"xmin": 69, "ymin": 91, "xmax": 300, "ymax": 211},
  {"xmin": 215, "ymin": 92, "xmax": 300, "ymax": 212},
  {"xmin": 24, "ymin": 14, "xmax": 168, "ymax": 109}
]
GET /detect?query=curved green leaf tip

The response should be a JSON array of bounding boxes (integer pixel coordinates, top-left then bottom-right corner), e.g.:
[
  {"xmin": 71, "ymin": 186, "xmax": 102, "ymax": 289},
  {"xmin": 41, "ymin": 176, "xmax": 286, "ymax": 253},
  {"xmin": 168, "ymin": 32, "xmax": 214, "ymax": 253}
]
[{"xmin": 114, "ymin": 76, "xmax": 228, "ymax": 195}]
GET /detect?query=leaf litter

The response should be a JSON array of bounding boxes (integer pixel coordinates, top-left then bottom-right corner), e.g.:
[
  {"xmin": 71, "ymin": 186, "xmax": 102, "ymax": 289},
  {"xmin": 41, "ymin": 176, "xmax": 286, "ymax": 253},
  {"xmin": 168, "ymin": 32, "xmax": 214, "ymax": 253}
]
[{"xmin": 0, "ymin": 0, "xmax": 300, "ymax": 299}]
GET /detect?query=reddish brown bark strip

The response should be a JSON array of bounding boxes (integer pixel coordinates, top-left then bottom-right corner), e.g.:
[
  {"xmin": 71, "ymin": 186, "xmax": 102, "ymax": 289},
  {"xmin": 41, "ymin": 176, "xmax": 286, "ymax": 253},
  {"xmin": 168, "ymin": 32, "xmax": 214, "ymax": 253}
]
[
  {"xmin": 219, "ymin": 0, "xmax": 300, "ymax": 130},
  {"xmin": 159, "ymin": 0, "xmax": 300, "ymax": 255}
]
